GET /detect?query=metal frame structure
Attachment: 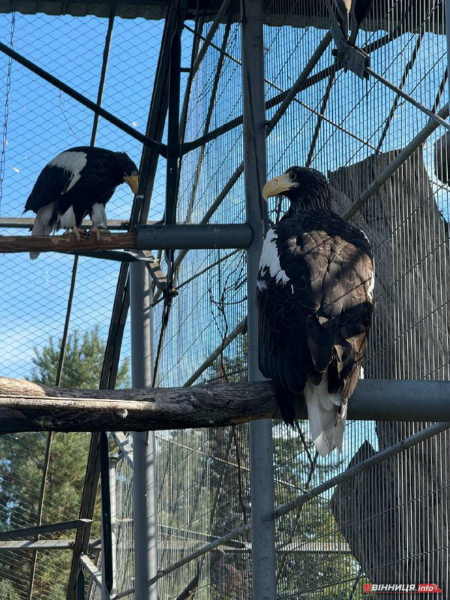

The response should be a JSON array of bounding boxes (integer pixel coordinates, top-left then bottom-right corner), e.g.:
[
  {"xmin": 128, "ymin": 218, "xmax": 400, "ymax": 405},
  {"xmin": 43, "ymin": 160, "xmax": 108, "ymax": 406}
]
[
  {"xmin": 0, "ymin": 1, "xmax": 449, "ymax": 599},
  {"xmin": 241, "ymin": 1, "xmax": 276, "ymax": 598}
]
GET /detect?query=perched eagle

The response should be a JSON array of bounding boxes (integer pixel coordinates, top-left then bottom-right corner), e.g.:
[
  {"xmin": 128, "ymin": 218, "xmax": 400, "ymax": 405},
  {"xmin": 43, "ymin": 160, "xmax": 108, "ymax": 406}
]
[
  {"xmin": 257, "ymin": 167, "xmax": 374, "ymax": 456},
  {"xmin": 24, "ymin": 146, "xmax": 139, "ymax": 259}
]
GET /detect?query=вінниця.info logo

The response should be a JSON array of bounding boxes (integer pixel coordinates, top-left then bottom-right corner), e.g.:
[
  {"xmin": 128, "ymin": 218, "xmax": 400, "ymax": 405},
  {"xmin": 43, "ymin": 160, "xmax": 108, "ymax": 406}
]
[{"xmin": 363, "ymin": 584, "xmax": 442, "ymax": 593}]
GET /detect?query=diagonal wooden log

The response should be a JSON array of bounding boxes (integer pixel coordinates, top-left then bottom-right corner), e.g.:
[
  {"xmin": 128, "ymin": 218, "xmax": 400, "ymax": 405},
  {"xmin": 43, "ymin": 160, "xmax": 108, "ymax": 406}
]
[{"xmin": 1, "ymin": 377, "xmax": 450, "ymax": 433}]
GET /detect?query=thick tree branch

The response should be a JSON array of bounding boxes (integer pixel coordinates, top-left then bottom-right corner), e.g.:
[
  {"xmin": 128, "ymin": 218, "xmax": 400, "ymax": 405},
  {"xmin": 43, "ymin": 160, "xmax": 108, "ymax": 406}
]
[
  {"xmin": 0, "ymin": 377, "xmax": 277, "ymax": 432},
  {"xmin": 1, "ymin": 377, "xmax": 450, "ymax": 433}
]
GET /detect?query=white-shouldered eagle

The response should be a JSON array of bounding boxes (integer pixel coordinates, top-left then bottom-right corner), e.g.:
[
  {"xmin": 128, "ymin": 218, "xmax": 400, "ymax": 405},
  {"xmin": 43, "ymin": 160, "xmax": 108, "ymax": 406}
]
[
  {"xmin": 257, "ymin": 166, "xmax": 374, "ymax": 456},
  {"xmin": 24, "ymin": 146, "xmax": 139, "ymax": 259}
]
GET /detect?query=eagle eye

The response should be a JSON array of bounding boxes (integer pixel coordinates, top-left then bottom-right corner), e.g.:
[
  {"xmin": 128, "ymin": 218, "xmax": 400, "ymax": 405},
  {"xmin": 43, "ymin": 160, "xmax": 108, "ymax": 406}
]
[{"xmin": 288, "ymin": 171, "xmax": 296, "ymax": 181}]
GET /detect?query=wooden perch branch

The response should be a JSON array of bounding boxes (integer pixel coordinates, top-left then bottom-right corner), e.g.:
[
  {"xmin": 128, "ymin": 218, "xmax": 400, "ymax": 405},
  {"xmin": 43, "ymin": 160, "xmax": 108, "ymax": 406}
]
[
  {"xmin": 1, "ymin": 377, "xmax": 450, "ymax": 433},
  {"xmin": 0, "ymin": 377, "xmax": 279, "ymax": 433},
  {"xmin": 0, "ymin": 232, "xmax": 137, "ymax": 254}
]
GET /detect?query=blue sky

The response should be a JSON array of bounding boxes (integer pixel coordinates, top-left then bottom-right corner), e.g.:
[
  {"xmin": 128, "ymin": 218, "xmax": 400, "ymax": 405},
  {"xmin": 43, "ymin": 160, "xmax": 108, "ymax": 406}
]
[
  {"xmin": 0, "ymin": 10, "xmax": 448, "ymax": 387},
  {"xmin": 0, "ymin": 12, "xmax": 167, "ymax": 378}
]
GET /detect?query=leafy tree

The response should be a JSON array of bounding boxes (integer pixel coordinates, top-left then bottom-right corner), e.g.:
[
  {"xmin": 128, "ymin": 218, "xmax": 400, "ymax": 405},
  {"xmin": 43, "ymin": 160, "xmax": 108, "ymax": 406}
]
[
  {"xmin": 0, "ymin": 327, "xmax": 130, "ymax": 599},
  {"xmin": 29, "ymin": 325, "xmax": 130, "ymax": 388}
]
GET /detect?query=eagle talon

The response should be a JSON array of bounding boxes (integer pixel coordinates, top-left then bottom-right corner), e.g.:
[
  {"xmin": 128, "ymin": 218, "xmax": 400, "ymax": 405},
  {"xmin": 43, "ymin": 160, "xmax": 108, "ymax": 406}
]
[
  {"xmin": 63, "ymin": 226, "xmax": 85, "ymax": 242},
  {"xmin": 90, "ymin": 226, "xmax": 111, "ymax": 241}
]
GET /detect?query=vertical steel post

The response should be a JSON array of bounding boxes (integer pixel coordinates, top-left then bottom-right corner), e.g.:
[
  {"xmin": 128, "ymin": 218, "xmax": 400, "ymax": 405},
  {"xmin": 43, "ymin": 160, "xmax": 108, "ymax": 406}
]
[
  {"xmin": 130, "ymin": 262, "xmax": 158, "ymax": 599},
  {"xmin": 100, "ymin": 432, "xmax": 112, "ymax": 600},
  {"xmin": 241, "ymin": 0, "xmax": 277, "ymax": 598},
  {"xmin": 109, "ymin": 458, "xmax": 118, "ymax": 598},
  {"xmin": 76, "ymin": 570, "xmax": 85, "ymax": 600},
  {"xmin": 446, "ymin": 0, "xmax": 450, "ymax": 104}
]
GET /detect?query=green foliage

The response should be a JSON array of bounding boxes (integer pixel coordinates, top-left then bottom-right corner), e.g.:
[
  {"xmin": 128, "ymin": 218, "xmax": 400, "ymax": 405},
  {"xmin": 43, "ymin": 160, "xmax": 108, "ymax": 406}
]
[
  {"xmin": 0, "ymin": 578, "xmax": 22, "ymax": 600},
  {"xmin": 0, "ymin": 327, "xmax": 130, "ymax": 599},
  {"xmin": 28, "ymin": 325, "xmax": 130, "ymax": 388}
]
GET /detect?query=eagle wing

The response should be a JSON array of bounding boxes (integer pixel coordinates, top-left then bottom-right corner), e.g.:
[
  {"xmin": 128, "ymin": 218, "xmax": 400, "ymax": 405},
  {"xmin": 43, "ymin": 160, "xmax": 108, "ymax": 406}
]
[
  {"xmin": 257, "ymin": 218, "xmax": 373, "ymax": 401},
  {"xmin": 24, "ymin": 150, "xmax": 89, "ymax": 213}
]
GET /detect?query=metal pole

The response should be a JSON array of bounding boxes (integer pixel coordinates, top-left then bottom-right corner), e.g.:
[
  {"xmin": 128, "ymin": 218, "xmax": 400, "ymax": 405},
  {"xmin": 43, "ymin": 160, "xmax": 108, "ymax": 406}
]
[
  {"xmin": 100, "ymin": 432, "xmax": 112, "ymax": 600},
  {"xmin": 109, "ymin": 458, "xmax": 118, "ymax": 598},
  {"xmin": 241, "ymin": 1, "xmax": 276, "ymax": 599},
  {"xmin": 137, "ymin": 223, "xmax": 252, "ymax": 250},
  {"xmin": 446, "ymin": 0, "xmax": 450, "ymax": 104},
  {"xmin": 76, "ymin": 570, "xmax": 85, "ymax": 600},
  {"xmin": 130, "ymin": 262, "xmax": 158, "ymax": 599}
]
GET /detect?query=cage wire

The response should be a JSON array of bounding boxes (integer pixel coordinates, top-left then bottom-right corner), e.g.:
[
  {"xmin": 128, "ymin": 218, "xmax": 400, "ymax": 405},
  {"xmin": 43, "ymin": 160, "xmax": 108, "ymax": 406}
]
[{"xmin": 0, "ymin": 0, "xmax": 449, "ymax": 599}]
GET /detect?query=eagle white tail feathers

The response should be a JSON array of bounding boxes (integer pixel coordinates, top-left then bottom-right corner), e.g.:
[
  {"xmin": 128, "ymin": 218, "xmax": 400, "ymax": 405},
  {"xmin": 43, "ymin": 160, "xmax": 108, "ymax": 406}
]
[
  {"xmin": 29, "ymin": 205, "xmax": 54, "ymax": 259},
  {"xmin": 304, "ymin": 376, "xmax": 347, "ymax": 457}
]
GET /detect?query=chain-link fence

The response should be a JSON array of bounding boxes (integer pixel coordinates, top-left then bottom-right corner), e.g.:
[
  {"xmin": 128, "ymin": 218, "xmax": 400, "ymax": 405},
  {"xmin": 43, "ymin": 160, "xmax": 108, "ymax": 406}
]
[{"xmin": 0, "ymin": 1, "xmax": 449, "ymax": 598}]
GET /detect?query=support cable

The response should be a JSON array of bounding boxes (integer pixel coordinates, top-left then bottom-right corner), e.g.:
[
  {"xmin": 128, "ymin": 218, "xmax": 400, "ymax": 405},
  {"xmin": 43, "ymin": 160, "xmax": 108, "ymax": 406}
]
[
  {"xmin": 191, "ymin": 0, "xmax": 231, "ymax": 77},
  {"xmin": 305, "ymin": 72, "xmax": 336, "ymax": 168},
  {"xmin": 152, "ymin": 250, "xmax": 240, "ymax": 305},
  {"xmin": 177, "ymin": 0, "xmax": 203, "ymax": 162},
  {"xmin": 181, "ymin": 23, "xmax": 411, "ymax": 155},
  {"xmin": 0, "ymin": 8, "xmax": 15, "ymax": 213},
  {"xmin": 182, "ymin": 317, "xmax": 247, "ymax": 386},
  {"xmin": 376, "ymin": 29, "xmax": 426, "ymax": 153},
  {"xmin": 184, "ymin": 17, "xmax": 232, "ymax": 224},
  {"xmin": 56, "ymin": 0, "xmax": 115, "ymax": 393}
]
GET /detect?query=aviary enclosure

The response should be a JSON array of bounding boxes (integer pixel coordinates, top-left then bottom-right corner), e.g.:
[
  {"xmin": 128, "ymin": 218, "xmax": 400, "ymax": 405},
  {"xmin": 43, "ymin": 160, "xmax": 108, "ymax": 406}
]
[{"xmin": 0, "ymin": 0, "xmax": 449, "ymax": 598}]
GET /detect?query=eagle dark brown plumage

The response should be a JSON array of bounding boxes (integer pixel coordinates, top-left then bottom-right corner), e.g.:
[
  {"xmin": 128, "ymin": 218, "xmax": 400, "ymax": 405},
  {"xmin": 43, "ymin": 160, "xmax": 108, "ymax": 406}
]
[
  {"xmin": 257, "ymin": 166, "xmax": 374, "ymax": 455},
  {"xmin": 24, "ymin": 147, "xmax": 139, "ymax": 259}
]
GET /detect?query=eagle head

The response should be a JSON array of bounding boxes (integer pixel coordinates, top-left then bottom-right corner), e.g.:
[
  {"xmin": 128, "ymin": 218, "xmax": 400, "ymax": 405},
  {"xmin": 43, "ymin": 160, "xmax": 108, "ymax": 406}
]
[
  {"xmin": 262, "ymin": 166, "xmax": 331, "ymax": 211},
  {"xmin": 116, "ymin": 152, "xmax": 139, "ymax": 194}
]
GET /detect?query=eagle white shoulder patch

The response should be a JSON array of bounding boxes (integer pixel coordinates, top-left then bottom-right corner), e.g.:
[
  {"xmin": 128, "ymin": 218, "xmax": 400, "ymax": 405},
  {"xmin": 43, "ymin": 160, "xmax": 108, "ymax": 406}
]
[
  {"xmin": 359, "ymin": 227, "xmax": 370, "ymax": 243},
  {"xmin": 367, "ymin": 261, "xmax": 375, "ymax": 301},
  {"xmin": 49, "ymin": 151, "xmax": 88, "ymax": 193},
  {"xmin": 258, "ymin": 228, "xmax": 290, "ymax": 285},
  {"xmin": 359, "ymin": 227, "xmax": 375, "ymax": 301}
]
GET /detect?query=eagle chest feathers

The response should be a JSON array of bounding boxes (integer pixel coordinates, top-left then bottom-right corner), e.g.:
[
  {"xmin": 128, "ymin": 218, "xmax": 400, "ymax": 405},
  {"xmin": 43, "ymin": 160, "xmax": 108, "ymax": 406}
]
[{"xmin": 257, "ymin": 166, "xmax": 374, "ymax": 456}]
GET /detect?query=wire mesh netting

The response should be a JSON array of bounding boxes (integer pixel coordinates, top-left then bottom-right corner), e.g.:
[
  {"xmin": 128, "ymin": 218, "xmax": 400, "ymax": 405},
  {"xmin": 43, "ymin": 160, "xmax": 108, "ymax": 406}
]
[{"xmin": 0, "ymin": 0, "xmax": 449, "ymax": 599}]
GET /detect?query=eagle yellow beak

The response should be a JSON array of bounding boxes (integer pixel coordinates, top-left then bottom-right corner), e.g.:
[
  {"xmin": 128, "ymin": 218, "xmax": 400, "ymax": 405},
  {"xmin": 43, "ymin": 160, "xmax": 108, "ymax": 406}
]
[
  {"xmin": 262, "ymin": 173, "xmax": 294, "ymax": 200},
  {"xmin": 124, "ymin": 174, "xmax": 139, "ymax": 194}
]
